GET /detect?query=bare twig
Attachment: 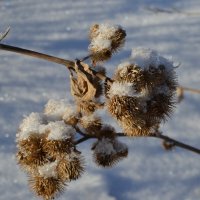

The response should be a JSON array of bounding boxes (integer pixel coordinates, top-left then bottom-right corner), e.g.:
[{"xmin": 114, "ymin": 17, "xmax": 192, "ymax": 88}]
[
  {"xmin": 153, "ymin": 134, "xmax": 200, "ymax": 154},
  {"xmin": 0, "ymin": 43, "xmax": 75, "ymax": 67},
  {"xmin": 0, "ymin": 27, "xmax": 10, "ymax": 42},
  {"xmin": 179, "ymin": 86, "xmax": 200, "ymax": 94},
  {"xmin": 75, "ymin": 131, "xmax": 200, "ymax": 155}
]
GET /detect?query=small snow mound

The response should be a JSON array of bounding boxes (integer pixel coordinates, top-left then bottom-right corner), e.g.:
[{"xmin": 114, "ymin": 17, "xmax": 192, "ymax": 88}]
[
  {"xmin": 17, "ymin": 112, "xmax": 46, "ymax": 140},
  {"xmin": 89, "ymin": 38, "xmax": 112, "ymax": 50},
  {"xmin": 97, "ymin": 24, "xmax": 121, "ymax": 39},
  {"xmin": 130, "ymin": 47, "xmax": 174, "ymax": 70},
  {"xmin": 44, "ymin": 99, "xmax": 76, "ymax": 121},
  {"xmin": 46, "ymin": 121, "xmax": 75, "ymax": 141},
  {"xmin": 108, "ymin": 82, "xmax": 137, "ymax": 97}
]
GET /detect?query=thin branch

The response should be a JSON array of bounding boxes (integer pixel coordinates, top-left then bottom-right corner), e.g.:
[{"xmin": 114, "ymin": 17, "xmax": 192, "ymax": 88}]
[
  {"xmin": 152, "ymin": 134, "xmax": 200, "ymax": 154},
  {"xmin": 0, "ymin": 43, "xmax": 75, "ymax": 67},
  {"xmin": 2, "ymin": 44, "xmax": 200, "ymax": 92},
  {"xmin": 0, "ymin": 44, "xmax": 113, "ymax": 84},
  {"xmin": 75, "ymin": 131, "xmax": 200, "ymax": 155},
  {"xmin": 75, "ymin": 136, "xmax": 94, "ymax": 145},
  {"xmin": 0, "ymin": 27, "xmax": 10, "ymax": 42},
  {"xmin": 179, "ymin": 86, "xmax": 200, "ymax": 94}
]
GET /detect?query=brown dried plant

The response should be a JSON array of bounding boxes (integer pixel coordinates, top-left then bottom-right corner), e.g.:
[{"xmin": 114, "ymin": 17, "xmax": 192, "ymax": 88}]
[{"xmin": 0, "ymin": 24, "xmax": 200, "ymax": 200}]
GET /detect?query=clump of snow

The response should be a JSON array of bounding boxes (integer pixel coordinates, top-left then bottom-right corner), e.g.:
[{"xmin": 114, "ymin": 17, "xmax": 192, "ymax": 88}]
[
  {"xmin": 108, "ymin": 82, "xmax": 138, "ymax": 97},
  {"xmin": 81, "ymin": 114, "xmax": 98, "ymax": 125},
  {"xmin": 46, "ymin": 121, "xmax": 75, "ymax": 141},
  {"xmin": 130, "ymin": 47, "xmax": 174, "ymax": 70},
  {"xmin": 95, "ymin": 138, "xmax": 115, "ymax": 155},
  {"xmin": 38, "ymin": 161, "xmax": 58, "ymax": 178},
  {"xmin": 44, "ymin": 99, "xmax": 76, "ymax": 121},
  {"xmin": 89, "ymin": 38, "xmax": 112, "ymax": 51},
  {"xmin": 96, "ymin": 23, "xmax": 121, "ymax": 39},
  {"xmin": 62, "ymin": 105, "xmax": 78, "ymax": 122},
  {"xmin": 17, "ymin": 112, "xmax": 46, "ymax": 141},
  {"xmin": 117, "ymin": 61, "xmax": 132, "ymax": 72}
]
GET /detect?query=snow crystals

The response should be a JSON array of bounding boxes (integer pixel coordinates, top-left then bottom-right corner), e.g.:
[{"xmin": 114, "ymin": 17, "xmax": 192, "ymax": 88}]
[{"xmin": 130, "ymin": 47, "xmax": 174, "ymax": 70}]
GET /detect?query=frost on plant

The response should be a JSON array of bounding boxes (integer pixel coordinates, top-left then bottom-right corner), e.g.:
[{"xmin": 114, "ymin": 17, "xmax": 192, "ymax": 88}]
[{"xmin": 14, "ymin": 23, "xmax": 178, "ymax": 199}]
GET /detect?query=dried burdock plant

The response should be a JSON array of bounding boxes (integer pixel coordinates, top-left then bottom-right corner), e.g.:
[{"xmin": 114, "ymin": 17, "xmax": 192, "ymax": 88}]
[
  {"xmin": 57, "ymin": 151, "xmax": 85, "ymax": 181},
  {"xmin": 89, "ymin": 23, "xmax": 126, "ymax": 64},
  {"xmin": 0, "ymin": 24, "xmax": 200, "ymax": 199},
  {"xmin": 92, "ymin": 137, "xmax": 128, "ymax": 167},
  {"xmin": 29, "ymin": 175, "xmax": 65, "ymax": 200},
  {"xmin": 106, "ymin": 48, "xmax": 177, "ymax": 136}
]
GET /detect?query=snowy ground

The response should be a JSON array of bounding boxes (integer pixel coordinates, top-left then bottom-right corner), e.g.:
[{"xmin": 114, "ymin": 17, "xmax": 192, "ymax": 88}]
[{"xmin": 0, "ymin": 0, "xmax": 200, "ymax": 199}]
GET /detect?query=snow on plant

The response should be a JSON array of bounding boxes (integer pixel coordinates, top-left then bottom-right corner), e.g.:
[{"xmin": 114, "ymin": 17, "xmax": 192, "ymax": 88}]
[{"xmin": 0, "ymin": 24, "xmax": 200, "ymax": 200}]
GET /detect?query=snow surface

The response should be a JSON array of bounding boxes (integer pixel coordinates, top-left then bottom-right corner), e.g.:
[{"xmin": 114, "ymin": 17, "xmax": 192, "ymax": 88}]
[{"xmin": 1, "ymin": 0, "xmax": 200, "ymax": 200}]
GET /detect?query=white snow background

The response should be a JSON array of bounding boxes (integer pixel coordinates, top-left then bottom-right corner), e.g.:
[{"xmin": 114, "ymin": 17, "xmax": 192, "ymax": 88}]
[{"xmin": 0, "ymin": 0, "xmax": 200, "ymax": 199}]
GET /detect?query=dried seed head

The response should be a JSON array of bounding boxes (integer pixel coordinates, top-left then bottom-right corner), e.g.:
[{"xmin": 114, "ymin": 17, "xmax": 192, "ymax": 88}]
[
  {"xmin": 113, "ymin": 63, "xmax": 145, "ymax": 92},
  {"xmin": 89, "ymin": 41, "xmax": 112, "ymax": 63},
  {"xmin": 43, "ymin": 138, "xmax": 74, "ymax": 158},
  {"xmin": 29, "ymin": 176, "xmax": 65, "ymax": 200},
  {"xmin": 92, "ymin": 138, "xmax": 128, "ymax": 167},
  {"xmin": 89, "ymin": 23, "xmax": 126, "ymax": 63},
  {"xmin": 17, "ymin": 134, "xmax": 47, "ymax": 168},
  {"xmin": 107, "ymin": 95, "xmax": 153, "ymax": 136},
  {"xmin": 57, "ymin": 151, "xmax": 85, "ymax": 181},
  {"xmin": 107, "ymin": 48, "xmax": 177, "ymax": 136}
]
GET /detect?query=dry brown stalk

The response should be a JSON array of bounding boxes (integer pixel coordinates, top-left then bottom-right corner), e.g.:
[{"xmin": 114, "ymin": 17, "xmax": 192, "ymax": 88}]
[
  {"xmin": 75, "ymin": 132, "xmax": 200, "ymax": 155},
  {"xmin": 178, "ymin": 86, "xmax": 200, "ymax": 94}
]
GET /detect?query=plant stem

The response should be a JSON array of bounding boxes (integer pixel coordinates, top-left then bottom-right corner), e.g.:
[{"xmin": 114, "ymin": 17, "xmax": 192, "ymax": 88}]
[
  {"xmin": 152, "ymin": 134, "xmax": 200, "ymax": 154},
  {"xmin": 0, "ymin": 43, "xmax": 75, "ymax": 67},
  {"xmin": 75, "ymin": 132, "xmax": 200, "ymax": 155},
  {"xmin": 179, "ymin": 86, "xmax": 200, "ymax": 94}
]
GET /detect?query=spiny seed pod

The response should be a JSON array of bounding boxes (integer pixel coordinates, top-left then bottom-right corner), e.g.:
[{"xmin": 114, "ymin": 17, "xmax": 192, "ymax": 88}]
[
  {"xmin": 113, "ymin": 63, "xmax": 145, "ymax": 92},
  {"xmin": 107, "ymin": 92, "xmax": 154, "ymax": 136},
  {"xmin": 17, "ymin": 135, "xmax": 47, "ymax": 168},
  {"xmin": 43, "ymin": 138, "xmax": 74, "ymax": 158},
  {"xmin": 106, "ymin": 48, "xmax": 177, "ymax": 136},
  {"xmin": 89, "ymin": 23, "xmax": 126, "ymax": 63},
  {"xmin": 57, "ymin": 152, "xmax": 84, "ymax": 181},
  {"xmin": 42, "ymin": 121, "xmax": 75, "ymax": 158},
  {"xmin": 92, "ymin": 138, "xmax": 128, "ymax": 167},
  {"xmin": 29, "ymin": 176, "xmax": 65, "ymax": 200}
]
